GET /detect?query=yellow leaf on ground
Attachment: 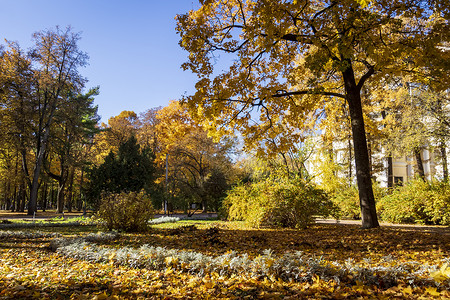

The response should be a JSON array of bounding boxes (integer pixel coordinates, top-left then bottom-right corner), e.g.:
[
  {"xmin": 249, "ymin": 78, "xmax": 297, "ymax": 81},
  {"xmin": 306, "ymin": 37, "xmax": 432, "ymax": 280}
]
[{"xmin": 425, "ymin": 287, "xmax": 441, "ymax": 296}]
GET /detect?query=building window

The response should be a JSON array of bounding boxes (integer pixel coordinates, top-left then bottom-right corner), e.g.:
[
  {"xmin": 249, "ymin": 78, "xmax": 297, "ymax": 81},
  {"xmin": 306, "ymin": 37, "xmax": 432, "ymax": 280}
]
[{"xmin": 394, "ymin": 176, "xmax": 404, "ymax": 186}]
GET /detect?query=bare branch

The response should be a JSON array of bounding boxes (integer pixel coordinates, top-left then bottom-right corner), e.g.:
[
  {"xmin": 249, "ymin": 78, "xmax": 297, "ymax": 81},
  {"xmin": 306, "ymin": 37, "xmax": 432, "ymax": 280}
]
[{"xmin": 356, "ymin": 65, "xmax": 375, "ymax": 90}]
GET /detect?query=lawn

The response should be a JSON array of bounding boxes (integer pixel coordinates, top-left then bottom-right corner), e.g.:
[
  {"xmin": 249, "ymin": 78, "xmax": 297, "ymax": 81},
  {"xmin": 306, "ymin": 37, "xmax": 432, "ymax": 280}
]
[{"xmin": 0, "ymin": 215, "xmax": 449, "ymax": 299}]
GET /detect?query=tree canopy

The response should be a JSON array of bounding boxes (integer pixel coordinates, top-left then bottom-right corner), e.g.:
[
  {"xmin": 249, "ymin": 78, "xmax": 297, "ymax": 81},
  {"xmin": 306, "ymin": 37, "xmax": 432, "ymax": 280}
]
[
  {"xmin": 176, "ymin": 0, "xmax": 449, "ymax": 228},
  {"xmin": 0, "ymin": 26, "xmax": 95, "ymax": 214}
]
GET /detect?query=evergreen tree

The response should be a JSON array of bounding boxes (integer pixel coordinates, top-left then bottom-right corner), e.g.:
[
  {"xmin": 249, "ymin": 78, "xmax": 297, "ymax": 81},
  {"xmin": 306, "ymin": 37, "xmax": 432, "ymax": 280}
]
[{"xmin": 87, "ymin": 136, "xmax": 156, "ymax": 208}]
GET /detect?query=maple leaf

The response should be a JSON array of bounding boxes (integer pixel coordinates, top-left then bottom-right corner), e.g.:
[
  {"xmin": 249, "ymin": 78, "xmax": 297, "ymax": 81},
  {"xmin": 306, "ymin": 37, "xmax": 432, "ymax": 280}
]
[{"xmin": 431, "ymin": 263, "xmax": 450, "ymax": 283}]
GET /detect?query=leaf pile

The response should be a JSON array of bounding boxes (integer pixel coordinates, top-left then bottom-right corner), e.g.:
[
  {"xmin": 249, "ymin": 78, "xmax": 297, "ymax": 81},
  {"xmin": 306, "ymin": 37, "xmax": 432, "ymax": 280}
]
[
  {"xmin": 0, "ymin": 222, "xmax": 449, "ymax": 299},
  {"xmin": 53, "ymin": 237, "xmax": 449, "ymax": 289}
]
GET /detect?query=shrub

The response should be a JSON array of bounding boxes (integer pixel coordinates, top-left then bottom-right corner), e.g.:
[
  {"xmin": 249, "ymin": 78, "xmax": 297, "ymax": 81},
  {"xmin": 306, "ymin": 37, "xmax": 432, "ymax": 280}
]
[
  {"xmin": 377, "ymin": 179, "xmax": 450, "ymax": 225},
  {"xmin": 224, "ymin": 177, "xmax": 337, "ymax": 229},
  {"xmin": 329, "ymin": 181, "xmax": 386, "ymax": 220},
  {"xmin": 329, "ymin": 184, "xmax": 360, "ymax": 220},
  {"xmin": 97, "ymin": 191, "xmax": 154, "ymax": 232}
]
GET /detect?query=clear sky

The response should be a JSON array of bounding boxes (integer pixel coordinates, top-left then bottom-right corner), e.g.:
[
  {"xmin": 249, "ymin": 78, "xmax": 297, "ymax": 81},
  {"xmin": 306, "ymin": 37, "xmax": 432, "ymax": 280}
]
[{"xmin": 0, "ymin": 0, "xmax": 200, "ymax": 123}]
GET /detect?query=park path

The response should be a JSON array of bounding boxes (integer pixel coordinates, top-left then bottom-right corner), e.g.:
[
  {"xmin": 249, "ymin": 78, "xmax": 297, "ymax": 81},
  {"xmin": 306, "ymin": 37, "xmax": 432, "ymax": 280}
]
[{"xmin": 316, "ymin": 218, "xmax": 450, "ymax": 235}]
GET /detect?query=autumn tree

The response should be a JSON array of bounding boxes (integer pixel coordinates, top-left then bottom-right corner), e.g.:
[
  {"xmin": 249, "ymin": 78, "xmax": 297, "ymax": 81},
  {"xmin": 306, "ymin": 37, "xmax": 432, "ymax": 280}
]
[
  {"xmin": 152, "ymin": 101, "xmax": 235, "ymax": 212},
  {"xmin": 170, "ymin": 128, "xmax": 233, "ymax": 212},
  {"xmin": 45, "ymin": 88, "xmax": 100, "ymax": 213},
  {"xmin": 380, "ymin": 82, "xmax": 450, "ymax": 182},
  {"xmin": 138, "ymin": 107, "xmax": 162, "ymax": 153},
  {"xmin": 0, "ymin": 27, "xmax": 94, "ymax": 214},
  {"xmin": 426, "ymin": 91, "xmax": 450, "ymax": 182},
  {"xmin": 176, "ymin": 0, "xmax": 449, "ymax": 228},
  {"xmin": 103, "ymin": 111, "xmax": 139, "ymax": 151},
  {"xmin": 24, "ymin": 26, "xmax": 89, "ymax": 215},
  {"xmin": 91, "ymin": 110, "xmax": 140, "ymax": 165},
  {"xmin": 0, "ymin": 42, "xmax": 35, "ymax": 211}
]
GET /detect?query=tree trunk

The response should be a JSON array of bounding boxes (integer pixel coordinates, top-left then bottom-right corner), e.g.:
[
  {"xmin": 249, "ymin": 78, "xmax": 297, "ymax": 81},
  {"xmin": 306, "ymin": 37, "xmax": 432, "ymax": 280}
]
[
  {"xmin": 18, "ymin": 181, "xmax": 26, "ymax": 212},
  {"xmin": 11, "ymin": 157, "xmax": 19, "ymax": 212},
  {"xmin": 342, "ymin": 66, "xmax": 379, "ymax": 229},
  {"xmin": 440, "ymin": 141, "xmax": 448, "ymax": 182},
  {"xmin": 380, "ymin": 111, "xmax": 394, "ymax": 188},
  {"xmin": 348, "ymin": 138, "xmax": 352, "ymax": 181},
  {"xmin": 66, "ymin": 168, "xmax": 75, "ymax": 213},
  {"xmin": 201, "ymin": 198, "xmax": 208, "ymax": 213},
  {"xmin": 414, "ymin": 147, "xmax": 425, "ymax": 180},
  {"xmin": 4, "ymin": 182, "xmax": 11, "ymax": 211},
  {"xmin": 200, "ymin": 173, "xmax": 208, "ymax": 213},
  {"xmin": 56, "ymin": 181, "xmax": 66, "ymax": 214},
  {"xmin": 42, "ymin": 181, "xmax": 48, "ymax": 212},
  {"xmin": 67, "ymin": 190, "xmax": 73, "ymax": 213},
  {"xmin": 27, "ymin": 129, "xmax": 50, "ymax": 215},
  {"xmin": 367, "ymin": 137, "xmax": 373, "ymax": 176},
  {"xmin": 28, "ymin": 162, "xmax": 42, "ymax": 214},
  {"xmin": 50, "ymin": 180, "xmax": 55, "ymax": 209},
  {"xmin": 78, "ymin": 169, "xmax": 84, "ymax": 212},
  {"xmin": 11, "ymin": 184, "xmax": 17, "ymax": 212},
  {"xmin": 387, "ymin": 155, "xmax": 393, "ymax": 189}
]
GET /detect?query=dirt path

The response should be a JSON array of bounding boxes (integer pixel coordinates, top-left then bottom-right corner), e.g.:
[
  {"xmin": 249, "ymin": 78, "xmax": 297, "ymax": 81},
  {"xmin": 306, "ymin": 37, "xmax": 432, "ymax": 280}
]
[
  {"xmin": 316, "ymin": 218, "xmax": 450, "ymax": 235},
  {"xmin": 0, "ymin": 210, "xmax": 86, "ymax": 220},
  {"xmin": 0, "ymin": 211, "xmax": 218, "ymax": 221}
]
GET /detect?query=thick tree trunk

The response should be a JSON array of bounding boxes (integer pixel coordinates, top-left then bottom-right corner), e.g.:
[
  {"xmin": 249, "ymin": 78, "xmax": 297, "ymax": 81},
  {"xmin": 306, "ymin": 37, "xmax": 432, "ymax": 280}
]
[
  {"xmin": 414, "ymin": 147, "xmax": 425, "ymax": 180},
  {"xmin": 343, "ymin": 67, "xmax": 379, "ymax": 229},
  {"xmin": 27, "ymin": 129, "xmax": 50, "ymax": 215},
  {"xmin": 281, "ymin": 152, "xmax": 291, "ymax": 177},
  {"xmin": 56, "ymin": 182, "xmax": 66, "ymax": 214},
  {"xmin": 55, "ymin": 167, "xmax": 69, "ymax": 214},
  {"xmin": 367, "ymin": 138, "xmax": 373, "ymax": 176},
  {"xmin": 28, "ymin": 155, "xmax": 43, "ymax": 214}
]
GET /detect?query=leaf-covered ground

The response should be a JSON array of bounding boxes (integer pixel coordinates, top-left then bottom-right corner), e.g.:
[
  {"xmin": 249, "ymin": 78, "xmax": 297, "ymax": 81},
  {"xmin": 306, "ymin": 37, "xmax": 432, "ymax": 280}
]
[{"xmin": 0, "ymin": 218, "xmax": 449, "ymax": 299}]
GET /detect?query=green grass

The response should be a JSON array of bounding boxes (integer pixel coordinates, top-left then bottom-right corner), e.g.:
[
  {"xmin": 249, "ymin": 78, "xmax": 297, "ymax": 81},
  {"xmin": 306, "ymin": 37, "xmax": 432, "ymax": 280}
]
[{"xmin": 150, "ymin": 219, "xmax": 223, "ymax": 229}]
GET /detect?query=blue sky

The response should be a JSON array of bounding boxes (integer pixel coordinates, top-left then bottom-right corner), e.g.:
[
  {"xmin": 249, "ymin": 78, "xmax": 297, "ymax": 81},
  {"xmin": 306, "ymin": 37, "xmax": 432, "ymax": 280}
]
[{"xmin": 0, "ymin": 0, "xmax": 200, "ymax": 123}]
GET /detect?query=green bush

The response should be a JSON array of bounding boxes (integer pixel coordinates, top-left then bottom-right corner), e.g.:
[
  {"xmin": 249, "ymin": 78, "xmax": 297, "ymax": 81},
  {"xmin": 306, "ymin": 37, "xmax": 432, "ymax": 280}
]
[
  {"xmin": 223, "ymin": 177, "xmax": 337, "ymax": 229},
  {"xmin": 377, "ymin": 179, "xmax": 450, "ymax": 225},
  {"xmin": 97, "ymin": 191, "xmax": 154, "ymax": 232},
  {"xmin": 329, "ymin": 184, "xmax": 360, "ymax": 220},
  {"xmin": 329, "ymin": 181, "xmax": 386, "ymax": 220}
]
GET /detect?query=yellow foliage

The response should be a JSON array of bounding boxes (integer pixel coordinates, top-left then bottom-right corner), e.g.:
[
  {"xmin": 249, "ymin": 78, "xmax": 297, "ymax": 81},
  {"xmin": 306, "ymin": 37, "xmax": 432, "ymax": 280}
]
[
  {"xmin": 0, "ymin": 219, "xmax": 449, "ymax": 298},
  {"xmin": 176, "ymin": 0, "xmax": 448, "ymax": 161},
  {"xmin": 431, "ymin": 263, "xmax": 450, "ymax": 283}
]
